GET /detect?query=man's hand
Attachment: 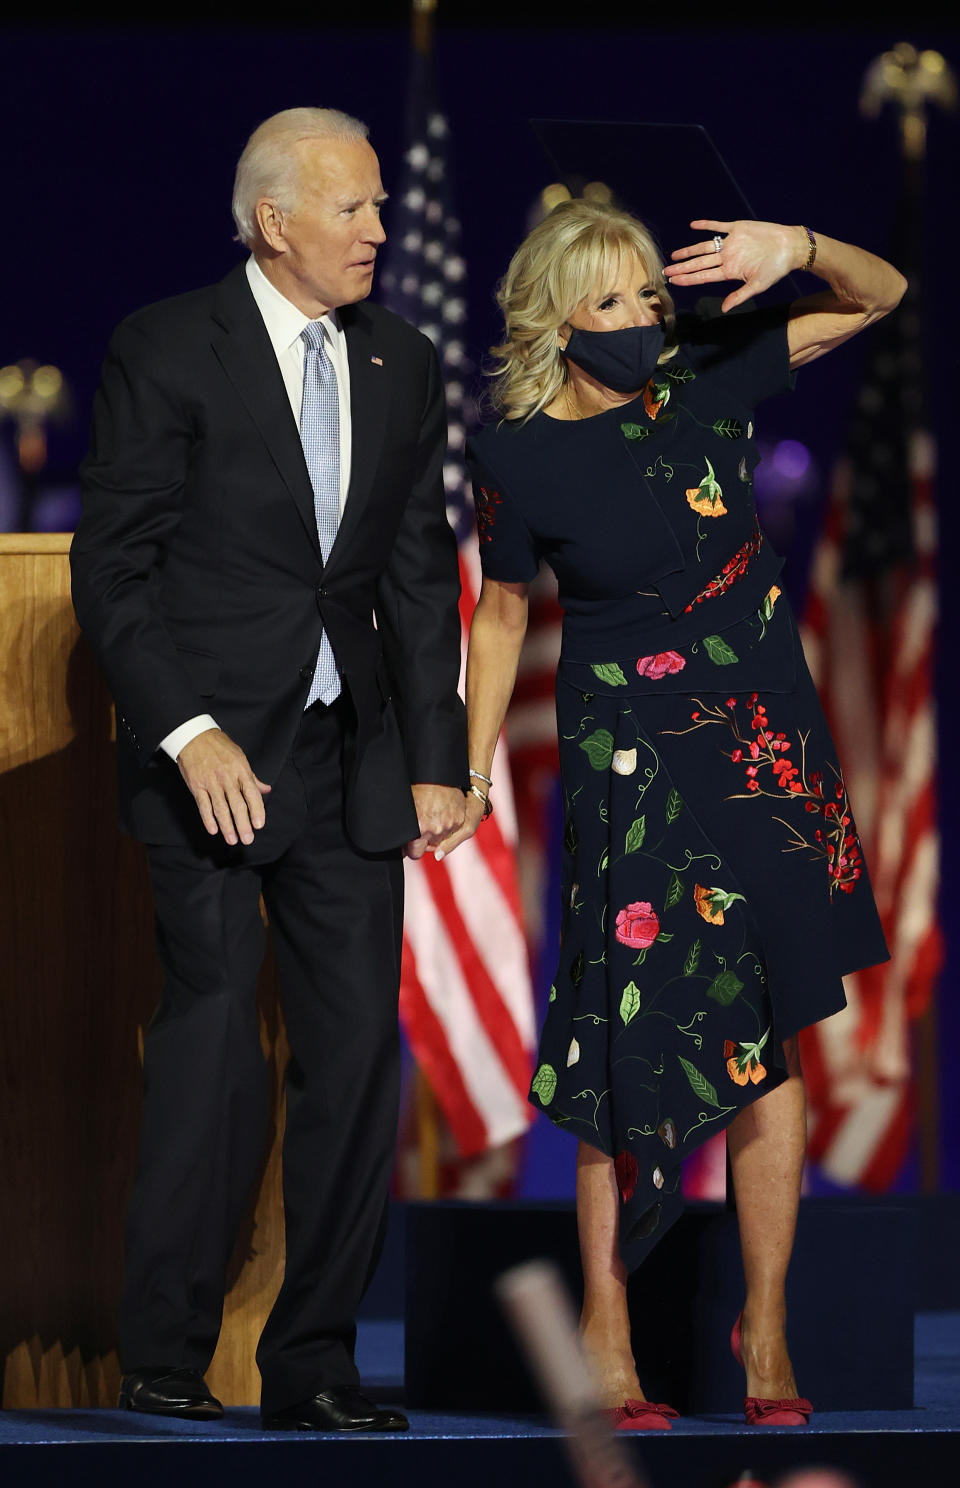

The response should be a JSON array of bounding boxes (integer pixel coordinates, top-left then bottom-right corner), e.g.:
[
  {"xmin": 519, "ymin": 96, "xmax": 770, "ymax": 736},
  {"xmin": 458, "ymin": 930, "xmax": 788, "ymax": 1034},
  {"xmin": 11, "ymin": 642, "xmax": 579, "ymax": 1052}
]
[
  {"xmin": 177, "ymin": 728, "xmax": 272, "ymax": 846},
  {"xmin": 404, "ymin": 783, "xmax": 467, "ymax": 860},
  {"xmin": 433, "ymin": 789, "xmax": 486, "ymax": 862}
]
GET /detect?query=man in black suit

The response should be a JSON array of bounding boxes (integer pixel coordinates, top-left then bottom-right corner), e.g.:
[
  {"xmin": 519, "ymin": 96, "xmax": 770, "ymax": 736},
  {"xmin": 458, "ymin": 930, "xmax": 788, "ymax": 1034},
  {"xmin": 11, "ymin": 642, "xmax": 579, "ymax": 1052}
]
[{"xmin": 70, "ymin": 107, "xmax": 467, "ymax": 1432}]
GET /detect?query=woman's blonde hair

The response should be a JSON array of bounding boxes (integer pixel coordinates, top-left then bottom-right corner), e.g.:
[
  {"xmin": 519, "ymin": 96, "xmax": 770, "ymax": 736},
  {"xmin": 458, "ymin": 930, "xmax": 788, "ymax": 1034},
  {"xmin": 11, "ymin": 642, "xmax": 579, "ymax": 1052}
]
[{"xmin": 488, "ymin": 198, "xmax": 676, "ymax": 423}]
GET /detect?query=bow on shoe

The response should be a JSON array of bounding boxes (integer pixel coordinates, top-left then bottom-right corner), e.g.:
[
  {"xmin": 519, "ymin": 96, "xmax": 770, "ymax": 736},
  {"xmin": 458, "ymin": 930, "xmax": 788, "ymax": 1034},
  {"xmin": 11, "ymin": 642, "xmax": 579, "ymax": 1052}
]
[
  {"xmin": 744, "ymin": 1395, "xmax": 813, "ymax": 1426},
  {"xmin": 605, "ymin": 1399, "xmax": 679, "ymax": 1430}
]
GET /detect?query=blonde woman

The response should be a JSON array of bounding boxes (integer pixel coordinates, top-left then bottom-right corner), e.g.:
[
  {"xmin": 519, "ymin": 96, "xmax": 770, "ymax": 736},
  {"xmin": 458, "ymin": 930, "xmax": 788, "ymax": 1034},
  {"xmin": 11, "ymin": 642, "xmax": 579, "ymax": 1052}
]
[{"xmin": 438, "ymin": 200, "xmax": 904, "ymax": 1428}]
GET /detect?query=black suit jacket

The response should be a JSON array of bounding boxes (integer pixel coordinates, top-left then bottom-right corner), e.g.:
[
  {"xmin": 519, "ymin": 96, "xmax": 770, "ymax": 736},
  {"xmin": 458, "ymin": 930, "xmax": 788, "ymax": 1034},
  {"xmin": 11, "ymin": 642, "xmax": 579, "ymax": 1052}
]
[{"xmin": 71, "ymin": 263, "xmax": 467, "ymax": 852}]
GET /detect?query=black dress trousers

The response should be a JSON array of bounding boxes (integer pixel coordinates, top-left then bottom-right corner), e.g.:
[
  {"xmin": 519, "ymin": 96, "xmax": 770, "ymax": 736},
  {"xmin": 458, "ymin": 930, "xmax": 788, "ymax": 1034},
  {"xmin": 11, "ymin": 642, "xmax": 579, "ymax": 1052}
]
[{"xmin": 117, "ymin": 695, "xmax": 405, "ymax": 1414}]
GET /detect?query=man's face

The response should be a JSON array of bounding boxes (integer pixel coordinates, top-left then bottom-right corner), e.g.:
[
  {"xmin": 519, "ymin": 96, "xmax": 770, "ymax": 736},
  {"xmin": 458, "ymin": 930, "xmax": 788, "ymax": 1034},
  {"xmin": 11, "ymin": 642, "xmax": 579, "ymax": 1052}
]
[{"xmin": 268, "ymin": 138, "xmax": 387, "ymax": 313}]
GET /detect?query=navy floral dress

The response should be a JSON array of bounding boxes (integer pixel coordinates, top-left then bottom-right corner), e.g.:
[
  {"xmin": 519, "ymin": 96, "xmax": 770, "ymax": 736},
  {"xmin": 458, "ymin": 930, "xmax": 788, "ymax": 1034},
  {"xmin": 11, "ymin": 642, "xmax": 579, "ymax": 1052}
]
[{"xmin": 466, "ymin": 306, "xmax": 889, "ymax": 1270}]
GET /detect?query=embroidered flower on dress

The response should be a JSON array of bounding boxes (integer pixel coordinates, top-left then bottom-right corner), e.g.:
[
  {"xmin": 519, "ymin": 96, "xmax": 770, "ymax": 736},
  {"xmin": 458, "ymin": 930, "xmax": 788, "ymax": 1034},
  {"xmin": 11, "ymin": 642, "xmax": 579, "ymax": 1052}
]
[
  {"xmin": 612, "ymin": 748, "xmax": 638, "ymax": 775},
  {"xmin": 685, "ymin": 457, "xmax": 727, "ymax": 517},
  {"xmin": 643, "ymin": 379, "xmax": 671, "ymax": 420},
  {"xmin": 615, "ymin": 1150, "xmax": 640, "ymax": 1202},
  {"xmin": 474, "ymin": 484, "xmax": 503, "ymax": 544},
  {"xmin": 636, "ymin": 650, "xmax": 686, "ymax": 680},
  {"xmin": 615, "ymin": 901, "xmax": 661, "ymax": 949},
  {"xmin": 724, "ymin": 1033, "xmax": 769, "ymax": 1086},
  {"xmin": 684, "ymin": 523, "xmax": 762, "ymax": 613},
  {"xmin": 693, "ymin": 884, "xmax": 746, "ymax": 926}
]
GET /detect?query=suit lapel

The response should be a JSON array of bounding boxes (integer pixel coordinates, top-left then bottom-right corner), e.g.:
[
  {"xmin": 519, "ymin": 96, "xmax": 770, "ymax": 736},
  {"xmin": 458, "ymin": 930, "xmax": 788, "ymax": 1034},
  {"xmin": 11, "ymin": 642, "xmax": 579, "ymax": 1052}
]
[
  {"xmin": 325, "ymin": 304, "xmax": 391, "ymax": 572},
  {"xmin": 209, "ymin": 266, "xmax": 322, "ymax": 562}
]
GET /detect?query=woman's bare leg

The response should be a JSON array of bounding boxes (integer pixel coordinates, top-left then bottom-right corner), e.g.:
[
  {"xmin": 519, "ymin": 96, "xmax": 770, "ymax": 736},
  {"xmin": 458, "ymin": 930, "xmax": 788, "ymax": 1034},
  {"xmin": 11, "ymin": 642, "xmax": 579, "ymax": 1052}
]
[
  {"xmin": 576, "ymin": 1140, "xmax": 644, "ymax": 1406},
  {"xmin": 727, "ymin": 1035, "xmax": 806, "ymax": 1399}
]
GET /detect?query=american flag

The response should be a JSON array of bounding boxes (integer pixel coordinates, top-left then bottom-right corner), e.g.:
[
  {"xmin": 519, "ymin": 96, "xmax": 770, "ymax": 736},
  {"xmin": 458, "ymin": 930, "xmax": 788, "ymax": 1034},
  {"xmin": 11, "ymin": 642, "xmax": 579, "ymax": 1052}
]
[
  {"xmin": 379, "ymin": 46, "xmax": 536, "ymax": 1160},
  {"xmin": 798, "ymin": 201, "xmax": 941, "ymax": 1189}
]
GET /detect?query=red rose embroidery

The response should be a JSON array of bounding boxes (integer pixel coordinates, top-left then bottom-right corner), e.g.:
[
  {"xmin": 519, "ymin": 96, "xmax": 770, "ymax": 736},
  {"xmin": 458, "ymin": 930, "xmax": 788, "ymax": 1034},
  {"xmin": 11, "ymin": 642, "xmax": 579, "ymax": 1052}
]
[
  {"xmin": 615, "ymin": 901, "xmax": 660, "ymax": 949},
  {"xmin": 636, "ymin": 650, "xmax": 686, "ymax": 680},
  {"xmin": 614, "ymin": 1150, "xmax": 639, "ymax": 1203}
]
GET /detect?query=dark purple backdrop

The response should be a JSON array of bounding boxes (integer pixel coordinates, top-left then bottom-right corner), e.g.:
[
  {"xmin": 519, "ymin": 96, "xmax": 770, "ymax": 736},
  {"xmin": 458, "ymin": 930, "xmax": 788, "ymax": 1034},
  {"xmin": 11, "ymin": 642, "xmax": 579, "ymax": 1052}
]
[{"xmin": 3, "ymin": 20, "xmax": 958, "ymax": 1189}]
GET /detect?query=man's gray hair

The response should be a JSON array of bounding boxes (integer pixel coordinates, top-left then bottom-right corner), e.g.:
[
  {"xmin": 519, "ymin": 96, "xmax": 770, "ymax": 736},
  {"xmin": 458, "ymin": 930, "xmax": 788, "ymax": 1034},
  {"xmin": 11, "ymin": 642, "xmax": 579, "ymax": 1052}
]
[{"xmin": 232, "ymin": 107, "xmax": 370, "ymax": 247}]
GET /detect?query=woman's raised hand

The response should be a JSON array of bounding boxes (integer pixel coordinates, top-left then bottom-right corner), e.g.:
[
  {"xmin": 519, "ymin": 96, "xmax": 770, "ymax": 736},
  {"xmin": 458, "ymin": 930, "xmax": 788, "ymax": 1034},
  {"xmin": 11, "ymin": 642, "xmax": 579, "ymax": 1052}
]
[{"xmin": 663, "ymin": 220, "xmax": 808, "ymax": 313}]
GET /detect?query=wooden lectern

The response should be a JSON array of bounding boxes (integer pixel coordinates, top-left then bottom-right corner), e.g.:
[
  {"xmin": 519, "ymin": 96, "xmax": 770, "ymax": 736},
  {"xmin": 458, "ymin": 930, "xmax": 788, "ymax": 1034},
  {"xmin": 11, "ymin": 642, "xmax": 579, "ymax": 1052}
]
[{"xmin": 0, "ymin": 534, "xmax": 286, "ymax": 1408}]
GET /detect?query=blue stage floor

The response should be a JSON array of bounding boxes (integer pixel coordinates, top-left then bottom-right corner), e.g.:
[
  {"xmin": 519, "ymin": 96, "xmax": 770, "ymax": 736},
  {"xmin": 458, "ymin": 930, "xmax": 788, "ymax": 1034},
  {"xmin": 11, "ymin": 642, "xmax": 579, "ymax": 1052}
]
[{"xmin": 2, "ymin": 1314, "xmax": 958, "ymax": 1488}]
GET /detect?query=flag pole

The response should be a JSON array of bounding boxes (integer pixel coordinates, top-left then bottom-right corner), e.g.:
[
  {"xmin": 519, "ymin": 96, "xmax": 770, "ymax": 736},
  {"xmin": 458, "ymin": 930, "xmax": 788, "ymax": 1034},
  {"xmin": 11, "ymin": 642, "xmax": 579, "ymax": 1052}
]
[
  {"xmin": 412, "ymin": 0, "xmax": 436, "ymax": 56},
  {"xmin": 409, "ymin": 0, "xmax": 443, "ymax": 1201},
  {"xmin": 859, "ymin": 43, "xmax": 955, "ymax": 1194}
]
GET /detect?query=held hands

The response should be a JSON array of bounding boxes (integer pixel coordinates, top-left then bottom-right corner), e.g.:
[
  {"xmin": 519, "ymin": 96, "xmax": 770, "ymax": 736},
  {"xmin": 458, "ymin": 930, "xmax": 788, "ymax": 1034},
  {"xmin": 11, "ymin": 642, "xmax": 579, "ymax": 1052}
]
[
  {"xmin": 663, "ymin": 220, "xmax": 809, "ymax": 314},
  {"xmin": 177, "ymin": 727, "xmax": 271, "ymax": 846},
  {"xmin": 433, "ymin": 788, "xmax": 487, "ymax": 862},
  {"xmin": 404, "ymin": 783, "xmax": 467, "ymax": 860}
]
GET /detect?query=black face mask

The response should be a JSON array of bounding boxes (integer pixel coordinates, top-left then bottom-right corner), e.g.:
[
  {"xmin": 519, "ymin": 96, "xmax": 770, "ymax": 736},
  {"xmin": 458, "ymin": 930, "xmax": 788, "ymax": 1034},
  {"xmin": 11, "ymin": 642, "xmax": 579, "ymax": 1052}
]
[{"xmin": 562, "ymin": 322, "xmax": 666, "ymax": 394}]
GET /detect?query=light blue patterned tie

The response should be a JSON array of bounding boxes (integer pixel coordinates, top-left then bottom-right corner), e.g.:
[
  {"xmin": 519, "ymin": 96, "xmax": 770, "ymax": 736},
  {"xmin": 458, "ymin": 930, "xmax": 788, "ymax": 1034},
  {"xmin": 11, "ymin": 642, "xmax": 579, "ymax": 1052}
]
[{"xmin": 299, "ymin": 320, "xmax": 342, "ymax": 706}]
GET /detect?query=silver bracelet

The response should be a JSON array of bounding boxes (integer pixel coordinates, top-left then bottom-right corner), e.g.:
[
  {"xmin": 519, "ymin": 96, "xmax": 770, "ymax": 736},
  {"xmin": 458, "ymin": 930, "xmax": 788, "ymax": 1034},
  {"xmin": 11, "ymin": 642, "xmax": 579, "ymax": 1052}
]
[
  {"xmin": 469, "ymin": 767, "xmax": 493, "ymax": 787},
  {"xmin": 468, "ymin": 783, "xmax": 493, "ymax": 820}
]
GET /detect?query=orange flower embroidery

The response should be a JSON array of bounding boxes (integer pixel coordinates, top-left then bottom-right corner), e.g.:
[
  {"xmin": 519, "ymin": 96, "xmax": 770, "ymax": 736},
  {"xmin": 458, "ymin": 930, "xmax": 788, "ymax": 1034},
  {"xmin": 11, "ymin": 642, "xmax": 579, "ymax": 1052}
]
[
  {"xmin": 643, "ymin": 379, "xmax": 670, "ymax": 420},
  {"xmin": 760, "ymin": 585, "xmax": 781, "ymax": 623},
  {"xmin": 685, "ymin": 458, "xmax": 727, "ymax": 517},
  {"xmin": 694, "ymin": 883, "xmax": 746, "ymax": 926},
  {"xmin": 724, "ymin": 1033, "xmax": 769, "ymax": 1086}
]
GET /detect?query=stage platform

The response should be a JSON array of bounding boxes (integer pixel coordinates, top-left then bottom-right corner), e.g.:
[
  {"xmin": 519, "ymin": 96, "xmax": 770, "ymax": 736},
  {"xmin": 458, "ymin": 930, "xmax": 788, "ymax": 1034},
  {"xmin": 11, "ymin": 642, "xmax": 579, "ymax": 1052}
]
[{"xmin": 2, "ymin": 1313, "xmax": 958, "ymax": 1488}]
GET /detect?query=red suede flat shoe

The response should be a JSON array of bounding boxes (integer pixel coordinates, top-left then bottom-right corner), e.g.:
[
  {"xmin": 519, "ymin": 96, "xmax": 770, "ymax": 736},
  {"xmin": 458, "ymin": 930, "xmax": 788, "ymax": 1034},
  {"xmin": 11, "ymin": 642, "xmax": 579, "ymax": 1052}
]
[
  {"xmin": 602, "ymin": 1399, "xmax": 678, "ymax": 1430},
  {"xmin": 731, "ymin": 1309, "xmax": 813, "ymax": 1427}
]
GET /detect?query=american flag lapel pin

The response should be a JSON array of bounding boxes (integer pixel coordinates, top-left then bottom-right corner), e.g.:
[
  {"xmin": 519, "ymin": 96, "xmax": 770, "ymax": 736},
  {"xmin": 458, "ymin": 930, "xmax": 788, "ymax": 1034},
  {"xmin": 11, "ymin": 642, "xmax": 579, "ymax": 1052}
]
[{"xmin": 370, "ymin": 355, "xmax": 383, "ymax": 366}]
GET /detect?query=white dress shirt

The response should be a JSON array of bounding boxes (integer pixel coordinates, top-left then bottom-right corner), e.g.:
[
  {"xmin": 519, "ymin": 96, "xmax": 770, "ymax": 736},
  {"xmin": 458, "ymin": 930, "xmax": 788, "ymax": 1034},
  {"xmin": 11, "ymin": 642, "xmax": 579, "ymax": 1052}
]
[{"xmin": 159, "ymin": 256, "xmax": 353, "ymax": 761}]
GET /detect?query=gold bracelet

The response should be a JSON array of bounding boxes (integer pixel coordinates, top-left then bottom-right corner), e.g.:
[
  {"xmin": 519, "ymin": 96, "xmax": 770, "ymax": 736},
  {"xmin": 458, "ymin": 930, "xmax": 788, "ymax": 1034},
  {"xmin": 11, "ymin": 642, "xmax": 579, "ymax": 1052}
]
[{"xmin": 800, "ymin": 225, "xmax": 817, "ymax": 272}]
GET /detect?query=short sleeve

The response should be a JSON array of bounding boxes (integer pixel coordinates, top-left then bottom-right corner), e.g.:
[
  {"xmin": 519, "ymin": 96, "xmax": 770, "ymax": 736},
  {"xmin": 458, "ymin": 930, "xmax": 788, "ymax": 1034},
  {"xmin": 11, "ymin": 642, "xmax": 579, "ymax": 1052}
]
[
  {"xmin": 466, "ymin": 447, "xmax": 540, "ymax": 583},
  {"xmin": 679, "ymin": 302, "xmax": 795, "ymax": 407}
]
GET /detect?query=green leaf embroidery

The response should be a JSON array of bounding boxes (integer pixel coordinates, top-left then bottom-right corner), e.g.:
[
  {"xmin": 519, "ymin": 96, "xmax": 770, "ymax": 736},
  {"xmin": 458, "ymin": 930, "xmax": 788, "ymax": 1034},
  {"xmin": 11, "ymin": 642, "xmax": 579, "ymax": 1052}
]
[
  {"xmin": 666, "ymin": 787, "xmax": 683, "ymax": 824},
  {"xmin": 693, "ymin": 456, "xmax": 724, "ymax": 507},
  {"xmin": 591, "ymin": 661, "xmax": 628, "ymax": 687},
  {"xmin": 706, "ymin": 970, "xmax": 745, "ymax": 1006},
  {"xmin": 548, "ymin": 984, "xmax": 557, "ymax": 1003},
  {"xmin": 579, "ymin": 729, "xmax": 614, "ymax": 771},
  {"xmin": 580, "ymin": 691, "xmax": 595, "ymax": 704},
  {"xmin": 703, "ymin": 634, "xmax": 739, "ymax": 666},
  {"xmin": 564, "ymin": 816, "xmax": 578, "ymax": 856},
  {"xmin": 619, "ymin": 980, "xmax": 642, "ymax": 1026},
  {"xmin": 599, "ymin": 849, "xmax": 609, "ymax": 873},
  {"xmin": 665, "ymin": 872, "xmax": 685, "ymax": 911},
  {"xmin": 712, "ymin": 417, "xmax": 743, "ymax": 439},
  {"xmin": 571, "ymin": 951, "xmax": 585, "ymax": 991},
  {"xmin": 621, "ymin": 422, "xmax": 651, "ymax": 441},
  {"xmin": 624, "ymin": 816, "xmax": 646, "ymax": 854},
  {"xmin": 683, "ymin": 939, "xmax": 702, "ymax": 976},
  {"xmin": 656, "ymin": 931, "xmax": 674, "ymax": 943},
  {"xmin": 664, "ymin": 363, "xmax": 696, "ymax": 384},
  {"xmin": 531, "ymin": 1063, "xmax": 557, "ymax": 1105},
  {"xmin": 678, "ymin": 1056, "xmax": 720, "ymax": 1108}
]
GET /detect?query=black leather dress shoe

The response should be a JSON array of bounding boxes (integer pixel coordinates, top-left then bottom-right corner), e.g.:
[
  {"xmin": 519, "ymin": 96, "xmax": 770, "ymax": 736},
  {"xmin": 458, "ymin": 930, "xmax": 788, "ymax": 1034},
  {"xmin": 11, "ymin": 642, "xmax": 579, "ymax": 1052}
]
[
  {"xmin": 262, "ymin": 1385, "xmax": 409, "ymax": 1433},
  {"xmin": 119, "ymin": 1367, "xmax": 224, "ymax": 1420}
]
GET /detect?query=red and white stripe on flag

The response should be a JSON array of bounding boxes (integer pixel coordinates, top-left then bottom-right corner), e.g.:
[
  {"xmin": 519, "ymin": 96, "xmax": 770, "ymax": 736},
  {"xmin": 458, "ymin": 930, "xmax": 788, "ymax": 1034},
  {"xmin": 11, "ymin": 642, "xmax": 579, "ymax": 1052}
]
[
  {"xmin": 799, "ymin": 430, "xmax": 942, "ymax": 1190},
  {"xmin": 399, "ymin": 544, "xmax": 537, "ymax": 1157}
]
